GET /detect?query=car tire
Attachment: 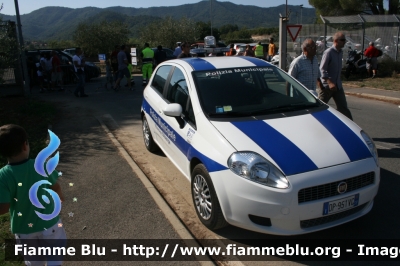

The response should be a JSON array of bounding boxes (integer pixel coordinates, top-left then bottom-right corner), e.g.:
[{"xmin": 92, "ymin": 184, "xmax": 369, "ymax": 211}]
[
  {"xmin": 191, "ymin": 164, "xmax": 228, "ymax": 230},
  {"xmin": 142, "ymin": 116, "xmax": 159, "ymax": 152}
]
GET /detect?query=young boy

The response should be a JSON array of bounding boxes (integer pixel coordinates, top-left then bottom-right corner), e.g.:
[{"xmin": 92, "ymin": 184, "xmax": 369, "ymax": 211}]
[{"xmin": 0, "ymin": 124, "xmax": 66, "ymax": 266}]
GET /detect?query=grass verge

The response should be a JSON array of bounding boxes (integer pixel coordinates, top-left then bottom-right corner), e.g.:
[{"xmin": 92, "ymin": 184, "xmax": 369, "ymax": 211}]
[
  {"xmin": 0, "ymin": 96, "xmax": 57, "ymax": 265},
  {"xmin": 343, "ymin": 75, "xmax": 400, "ymax": 91}
]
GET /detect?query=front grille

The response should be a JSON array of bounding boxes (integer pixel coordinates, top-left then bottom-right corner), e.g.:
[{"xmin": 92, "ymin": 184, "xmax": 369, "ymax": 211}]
[
  {"xmin": 298, "ymin": 172, "xmax": 375, "ymax": 204},
  {"xmin": 300, "ymin": 202, "xmax": 368, "ymax": 228}
]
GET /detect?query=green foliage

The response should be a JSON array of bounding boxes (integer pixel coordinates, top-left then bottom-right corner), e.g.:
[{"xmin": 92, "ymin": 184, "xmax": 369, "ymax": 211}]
[
  {"xmin": 377, "ymin": 56, "xmax": 400, "ymax": 77},
  {"xmin": 139, "ymin": 17, "xmax": 200, "ymax": 49},
  {"xmin": 222, "ymin": 28, "xmax": 252, "ymax": 41},
  {"xmin": 0, "ymin": 18, "xmax": 19, "ymax": 85},
  {"xmin": 47, "ymin": 40, "xmax": 75, "ymax": 49},
  {"xmin": 249, "ymin": 27, "xmax": 279, "ymax": 36},
  {"xmin": 73, "ymin": 20, "xmax": 130, "ymax": 56},
  {"xmin": 219, "ymin": 24, "xmax": 239, "ymax": 35},
  {"xmin": 196, "ymin": 21, "xmax": 220, "ymax": 41},
  {"xmin": 308, "ymin": 0, "xmax": 399, "ymax": 15},
  {"xmin": 1, "ymin": 3, "xmax": 317, "ymax": 41}
]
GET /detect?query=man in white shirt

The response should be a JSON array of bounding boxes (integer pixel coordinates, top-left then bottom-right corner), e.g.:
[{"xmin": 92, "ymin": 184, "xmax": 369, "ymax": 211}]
[
  {"xmin": 288, "ymin": 38, "xmax": 323, "ymax": 97},
  {"xmin": 173, "ymin": 42, "xmax": 182, "ymax": 58},
  {"xmin": 73, "ymin": 48, "xmax": 88, "ymax": 97}
]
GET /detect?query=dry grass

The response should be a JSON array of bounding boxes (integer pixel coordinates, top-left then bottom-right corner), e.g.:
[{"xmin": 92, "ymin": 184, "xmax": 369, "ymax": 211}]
[{"xmin": 343, "ymin": 75, "xmax": 400, "ymax": 91}]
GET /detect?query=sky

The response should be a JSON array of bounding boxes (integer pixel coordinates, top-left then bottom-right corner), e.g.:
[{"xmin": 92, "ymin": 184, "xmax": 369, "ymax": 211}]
[{"xmin": 0, "ymin": 0, "xmax": 312, "ymax": 16}]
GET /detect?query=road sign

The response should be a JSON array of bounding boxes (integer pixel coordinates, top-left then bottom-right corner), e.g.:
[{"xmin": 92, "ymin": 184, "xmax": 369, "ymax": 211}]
[{"xmin": 287, "ymin": 25, "xmax": 302, "ymax": 42}]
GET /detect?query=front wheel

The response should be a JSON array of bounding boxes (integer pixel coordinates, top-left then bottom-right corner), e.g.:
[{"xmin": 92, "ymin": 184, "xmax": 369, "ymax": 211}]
[
  {"xmin": 191, "ymin": 164, "xmax": 228, "ymax": 230},
  {"xmin": 142, "ymin": 116, "xmax": 159, "ymax": 152}
]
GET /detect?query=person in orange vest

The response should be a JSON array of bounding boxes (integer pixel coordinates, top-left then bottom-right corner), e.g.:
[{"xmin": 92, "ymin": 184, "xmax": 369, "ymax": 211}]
[{"xmin": 267, "ymin": 38, "xmax": 276, "ymax": 61}]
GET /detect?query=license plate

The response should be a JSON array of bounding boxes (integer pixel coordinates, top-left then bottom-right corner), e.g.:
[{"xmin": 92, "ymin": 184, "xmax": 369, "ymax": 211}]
[{"xmin": 323, "ymin": 194, "xmax": 359, "ymax": 215}]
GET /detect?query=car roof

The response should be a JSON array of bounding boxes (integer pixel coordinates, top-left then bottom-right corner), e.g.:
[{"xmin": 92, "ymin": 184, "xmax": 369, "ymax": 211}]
[{"xmin": 170, "ymin": 57, "xmax": 273, "ymax": 71}]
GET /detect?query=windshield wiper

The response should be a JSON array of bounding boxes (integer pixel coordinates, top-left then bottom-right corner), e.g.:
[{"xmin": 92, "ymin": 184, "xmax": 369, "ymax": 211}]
[
  {"xmin": 207, "ymin": 111, "xmax": 250, "ymax": 117},
  {"xmin": 249, "ymin": 103, "xmax": 320, "ymax": 115}
]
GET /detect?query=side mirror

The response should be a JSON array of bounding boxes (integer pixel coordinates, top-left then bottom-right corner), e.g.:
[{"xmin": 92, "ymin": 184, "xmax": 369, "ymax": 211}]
[{"xmin": 163, "ymin": 103, "xmax": 182, "ymax": 117}]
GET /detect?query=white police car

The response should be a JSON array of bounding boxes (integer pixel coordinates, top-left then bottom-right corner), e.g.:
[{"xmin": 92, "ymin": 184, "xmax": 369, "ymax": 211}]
[{"xmin": 141, "ymin": 56, "xmax": 380, "ymax": 235}]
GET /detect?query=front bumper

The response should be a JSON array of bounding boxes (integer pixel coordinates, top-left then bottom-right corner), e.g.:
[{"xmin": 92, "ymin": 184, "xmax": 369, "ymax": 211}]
[{"xmin": 211, "ymin": 158, "xmax": 379, "ymax": 235}]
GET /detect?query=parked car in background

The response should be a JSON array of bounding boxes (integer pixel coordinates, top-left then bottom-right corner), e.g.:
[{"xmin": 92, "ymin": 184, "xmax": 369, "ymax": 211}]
[
  {"xmin": 63, "ymin": 48, "xmax": 76, "ymax": 56},
  {"xmin": 227, "ymin": 43, "xmax": 246, "ymax": 54},
  {"xmin": 236, "ymin": 44, "xmax": 255, "ymax": 56},
  {"xmin": 26, "ymin": 49, "xmax": 101, "ymax": 83},
  {"xmin": 316, "ymin": 36, "xmax": 333, "ymax": 48},
  {"xmin": 151, "ymin": 47, "xmax": 175, "ymax": 61}
]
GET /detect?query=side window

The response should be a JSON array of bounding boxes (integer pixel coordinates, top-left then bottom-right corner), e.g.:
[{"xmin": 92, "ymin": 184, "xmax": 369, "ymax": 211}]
[
  {"xmin": 166, "ymin": 68, "xmax": 188, "ymax": 109},
  {"xmin": 151, "ymin": 65, "xmax": 172, "ymax": 94}
]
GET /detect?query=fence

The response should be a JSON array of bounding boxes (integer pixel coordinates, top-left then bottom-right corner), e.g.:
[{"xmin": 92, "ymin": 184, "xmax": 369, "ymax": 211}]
[
  {"xmin": 0, "ymin": 20, "xmax": 24, "ymax": 95},
  {"xmin": 286, "ymin": 15, "xmax": 400, "ymax": 63}
]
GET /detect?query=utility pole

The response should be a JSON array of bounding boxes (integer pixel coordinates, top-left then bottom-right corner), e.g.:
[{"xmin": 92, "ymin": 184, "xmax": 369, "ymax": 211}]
[
  {"xmin": 210, "ymin": 0, "xmax": 213, "ymax": 36},
  {"xmin": 14, "ymin": 0, "xmax": 30, "ymax": 96},
  {"xmin": 279, "ymin": 0, "xmax": 289, "ymax": 71},
  {"xmin": 300, "ymin": 4, "xmax": 303, "ymax": 24}
]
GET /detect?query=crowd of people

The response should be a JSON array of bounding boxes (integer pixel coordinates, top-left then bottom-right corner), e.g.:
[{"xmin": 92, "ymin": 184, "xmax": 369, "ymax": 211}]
[
  {"xmin": 27, "ymin": 33, "xmax": 374, "ymax": 114},
  {"xmin": 28, "ymin": 51, "xmax": 65, "ymax": 93}
]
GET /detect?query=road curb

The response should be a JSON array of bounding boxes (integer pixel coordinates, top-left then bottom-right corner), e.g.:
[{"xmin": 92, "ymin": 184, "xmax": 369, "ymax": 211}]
[
  {"xmin": 95, "ymin": 115, "xmax": 215, "ymax": 266},
  {"xmin": 345, "ymin": 92, "xmax": 400, "ymax": 105}
]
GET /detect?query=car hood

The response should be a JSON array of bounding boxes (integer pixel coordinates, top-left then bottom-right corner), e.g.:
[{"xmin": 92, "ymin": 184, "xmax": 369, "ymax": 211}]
[{"xmin": 210, "ymin": 109, "xmax": 372, "ymax": 176}]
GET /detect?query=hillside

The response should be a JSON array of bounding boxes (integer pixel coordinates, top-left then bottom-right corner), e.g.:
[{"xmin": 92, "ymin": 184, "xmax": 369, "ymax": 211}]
[{"xmin": 0, "ymin": 1, "xmax": 316, "ymax": 41}]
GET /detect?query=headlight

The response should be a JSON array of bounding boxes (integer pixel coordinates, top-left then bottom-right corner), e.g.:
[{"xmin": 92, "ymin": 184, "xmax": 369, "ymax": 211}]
[
  {"xmin": 227, "ymin": 152, "xmax": 289, "ymax": 189},
  {"xmin": 360, "ymin": 130, "xmax": 379, "ymax": 167}
]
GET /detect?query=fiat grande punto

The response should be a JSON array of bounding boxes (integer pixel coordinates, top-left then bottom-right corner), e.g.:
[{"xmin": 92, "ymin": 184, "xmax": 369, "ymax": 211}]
[{"xmin": 141, "ymin": 56, "xmax": 380, "ymax": 235}]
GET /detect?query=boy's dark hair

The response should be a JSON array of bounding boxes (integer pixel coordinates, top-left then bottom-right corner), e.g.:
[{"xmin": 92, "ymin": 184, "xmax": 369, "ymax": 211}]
[{"xmin": 0, "ymin": 124, "xmax": 28, "ymax": 158}]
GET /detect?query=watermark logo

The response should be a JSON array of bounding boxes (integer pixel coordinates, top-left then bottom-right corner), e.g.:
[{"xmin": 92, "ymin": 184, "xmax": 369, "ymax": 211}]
[{"xmin": 29, "ymin": 130, "xmax": 62, "ymax": 221}]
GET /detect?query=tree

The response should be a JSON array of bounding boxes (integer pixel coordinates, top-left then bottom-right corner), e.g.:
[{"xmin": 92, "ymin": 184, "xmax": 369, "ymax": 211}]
[
  {"xmin": 139, "ymin": 17, "xmax": 199, "ymax": 49},
  {"xmin": 219, "ymin": 24, "xmax": 239, "ymax": 36},
  {"xmin": 0, "ymin": 4, "xmax": 20, "ymax": 83},
  {"xmin": 73, "ymin": 20, "xmax": 130, "ymax": 57},
  {"xmin": 196, "ymin": 21, "xmax": 220, "ymax": 41},
  {"xmin": 47, "ymin": 40, "xmax": 76, "ymax": 49},
  {"xmin": 309, "ymin": 0, "xmax": 399, "ymax": 15}
]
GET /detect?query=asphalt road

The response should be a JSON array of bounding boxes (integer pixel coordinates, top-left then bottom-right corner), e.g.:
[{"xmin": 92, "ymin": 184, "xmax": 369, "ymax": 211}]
[{"xmin": 33, "ymin": 77, "xmax": 400, "ymax": 265}]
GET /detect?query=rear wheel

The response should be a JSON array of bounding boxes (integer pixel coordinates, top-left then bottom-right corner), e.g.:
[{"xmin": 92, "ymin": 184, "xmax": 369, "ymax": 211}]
[
  {"xmin": 345, "ymin": 65, "xmax": 352, "ymax": 79},
  {"xmin": 142, "ymin": 116, "xmax": 159, "ymax": 152},
  {"xmin": 191, "ymin": 164, "xmax": 227, "ymax": 230}
]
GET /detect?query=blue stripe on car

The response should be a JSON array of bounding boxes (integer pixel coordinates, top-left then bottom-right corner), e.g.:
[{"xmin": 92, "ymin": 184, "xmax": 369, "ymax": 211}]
[
  {"xmin": 232, "ymin": 121, "xmax": 318, "ymax": 176},
  {"xmin": 241, "ymin": 57, "xmax": 273, "ymax": 67},
  {"xmin": 142, "ymin": 99, "xmax": 227, "ymax": 172},
  {"xmin": 312, "ymin": 110, "xmax": 372, "ymax": 161},
  {"xmin": 180, "ymin": 58, "xmax": 217, "ymax": 71}
]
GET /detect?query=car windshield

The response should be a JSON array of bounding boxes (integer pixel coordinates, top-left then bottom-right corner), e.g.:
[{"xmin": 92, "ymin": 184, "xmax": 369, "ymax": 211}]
[{"xmin": 193, "ymin": 66, "xmax": 320, "ymax": 117}]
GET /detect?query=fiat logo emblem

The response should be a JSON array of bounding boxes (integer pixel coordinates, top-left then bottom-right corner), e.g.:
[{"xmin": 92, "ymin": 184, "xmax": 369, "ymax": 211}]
[{"xmin": 337, "ymin": 182, "xmax": 347, "ymax": 194}]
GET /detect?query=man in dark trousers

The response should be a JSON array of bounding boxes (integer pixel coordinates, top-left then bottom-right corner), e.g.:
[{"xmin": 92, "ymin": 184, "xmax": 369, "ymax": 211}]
[
  {"xmin": 114, "ymin": 45, "xmax": 133, "ymax": 91},
  {"xmin": 110, "ymin": 45, "xmax": 119, "ymax": 83},
  {"xmin": 154, "ymin": 45, "xmax": 167, "ymax": 66},
  {"xmin": 319, "ymin": 32, "xmax": 353, "ymax": 120}
]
